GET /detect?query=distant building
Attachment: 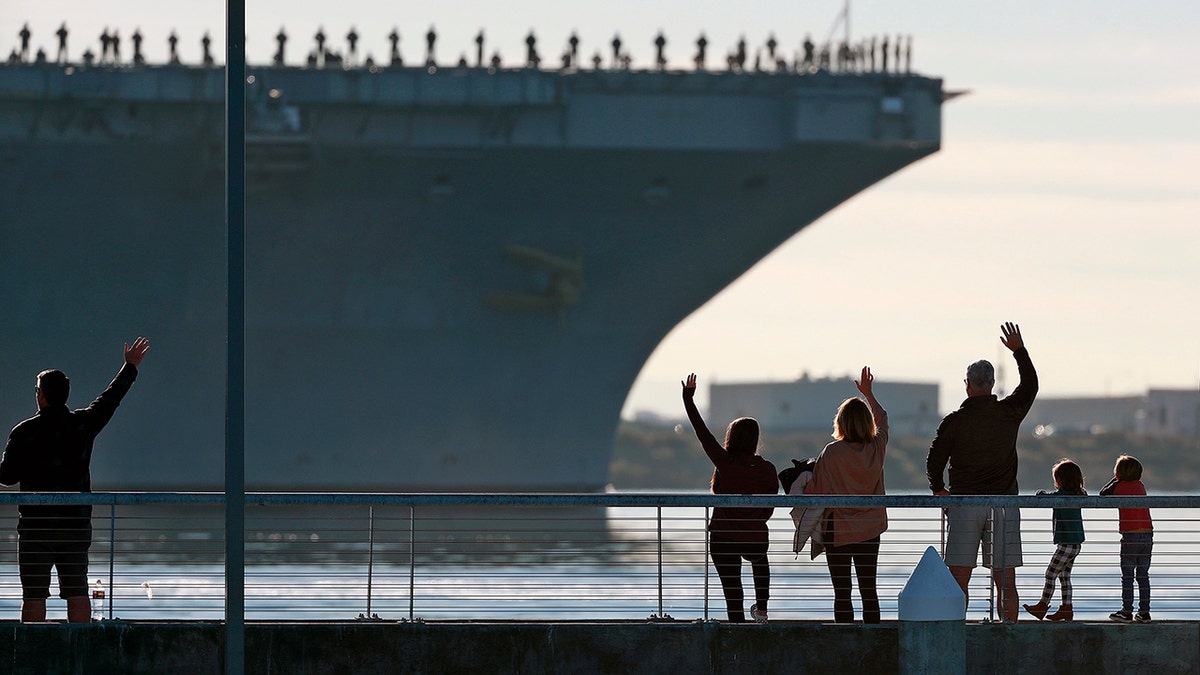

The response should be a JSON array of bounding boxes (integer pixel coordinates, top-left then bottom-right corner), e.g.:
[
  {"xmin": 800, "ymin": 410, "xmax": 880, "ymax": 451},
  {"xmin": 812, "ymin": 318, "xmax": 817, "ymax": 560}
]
[
  {"xmin": 709, "ymin": 374, "xmax": 939, "ymax": 435},
  {"xmin": 1023, "ymin": 388, "xmax": 1200, "ymax": 438},
  {"xmin": 1143, "ymin": 389, "xmax": 1200, "ymax": 438},
  {"xmin": 1023, "ymin": 396, "xmax": 1144, "ymax": 435}
]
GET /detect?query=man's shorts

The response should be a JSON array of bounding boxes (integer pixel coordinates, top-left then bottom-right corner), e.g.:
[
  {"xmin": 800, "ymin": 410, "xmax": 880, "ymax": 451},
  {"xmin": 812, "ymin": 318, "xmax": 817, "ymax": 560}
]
[
  {"xmin": 18, "ymin": 526, "xmax": 92, "ymax": 600},
  {"xmin": 943, "ymin": 506, "xmax": 1022, "ymax": 569}
]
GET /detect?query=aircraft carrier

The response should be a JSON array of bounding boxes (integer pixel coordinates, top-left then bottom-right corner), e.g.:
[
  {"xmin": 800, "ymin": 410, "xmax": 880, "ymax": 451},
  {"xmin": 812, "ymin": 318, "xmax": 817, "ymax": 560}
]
[{"xmin": 0, "ymin": 38, "xmax": 946, "ymax": 491}]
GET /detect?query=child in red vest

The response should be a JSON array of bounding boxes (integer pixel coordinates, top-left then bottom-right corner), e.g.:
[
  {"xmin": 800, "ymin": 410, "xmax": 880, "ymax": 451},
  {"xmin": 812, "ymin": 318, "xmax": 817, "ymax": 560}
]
[{"xmin": 1099, "ymin": 454, "xmax": 1153, "ymax": 623}]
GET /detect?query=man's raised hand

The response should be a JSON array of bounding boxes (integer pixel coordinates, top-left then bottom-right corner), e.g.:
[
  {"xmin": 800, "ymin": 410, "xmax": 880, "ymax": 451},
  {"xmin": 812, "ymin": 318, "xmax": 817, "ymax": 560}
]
[
  {"xmin": 1000, "ymin": 322, "xmax": 1024, "ymax": 352},
  {"xmin": 125, "ymin": 336, "xmax": 150, "ymax": 366}
]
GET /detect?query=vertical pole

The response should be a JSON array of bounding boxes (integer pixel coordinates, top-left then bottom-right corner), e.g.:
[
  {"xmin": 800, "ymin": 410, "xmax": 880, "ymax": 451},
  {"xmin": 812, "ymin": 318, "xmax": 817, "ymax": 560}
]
[
  {"xmin": 409, "ymin": 506, "xmax": 416, "ymax": 621},
  {"xmin": 656, "ymin": 506, "xmax": 663, "ymax": 616},
  {"xmin": 366, "ymin": 506, "xmax": 375, "ymax": 617},
  {"xmin": 939, "ymin": 507, "xmax": 946, "ymax": 557},
  {"xmin": 703, "ymin": 506, "xmax": 709, "ymax": 620},
  {"xmin": 108, "ymin": 505, "xmax": 116, "ymax": 619},
  {"xmin": 988, "ymin": 507, "xmax": 998, "ymax": 622},
  {"xmin": 225, "ymin": 2, "xmax": 247, "ymax": 673}
]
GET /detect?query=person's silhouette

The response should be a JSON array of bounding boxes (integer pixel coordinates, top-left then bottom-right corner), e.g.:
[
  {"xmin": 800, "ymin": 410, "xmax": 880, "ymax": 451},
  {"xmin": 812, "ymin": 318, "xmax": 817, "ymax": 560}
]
[
  {"xmin": 388, "ymin": 28, "xmax": 401, "ymax": 66},
  {"xmin": 168, "ymin": 31, "xmax": 179, "ymax": 64},
  {"xmin": 100, "ymin": 28, "xmax": 111, "ymax": 64},
  {"xmin": 525, "ymin": 31, "xmax": 538, "ymax": 68},
  {"xmin": 19, "ymin": 23, "xmax": 31, "ymax": 61},
  {"xmin": 0, "ymin": 338, "xmax": 151, "ymax": 624},
  {"xmin": 56, "ymin": 23, "xmax": 68, "ymax": 64},
  {"xmin": 132, "ymin": 29, "xmax": 144, "ymax": 65},
  {"xmin": 202, "ymin": 32, "xmax": 213, "ymax": 66},
  {"xmin": 275, "ymin": 28, "xmax": 287, "ymax": 65}
]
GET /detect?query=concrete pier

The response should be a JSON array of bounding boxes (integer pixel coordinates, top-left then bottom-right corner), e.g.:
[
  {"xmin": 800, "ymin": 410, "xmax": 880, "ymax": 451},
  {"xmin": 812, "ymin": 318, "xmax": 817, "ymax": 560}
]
[{"xmin": 1, "ymin": 620, "xmax": 1197, "ymax": 674}]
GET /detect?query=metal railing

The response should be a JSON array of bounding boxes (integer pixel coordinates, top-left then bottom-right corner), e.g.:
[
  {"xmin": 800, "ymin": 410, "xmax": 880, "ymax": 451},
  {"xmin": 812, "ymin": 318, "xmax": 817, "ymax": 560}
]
[{"xmin": 0, "ymin": 492, "xmax": 1193, "ymax": 622}]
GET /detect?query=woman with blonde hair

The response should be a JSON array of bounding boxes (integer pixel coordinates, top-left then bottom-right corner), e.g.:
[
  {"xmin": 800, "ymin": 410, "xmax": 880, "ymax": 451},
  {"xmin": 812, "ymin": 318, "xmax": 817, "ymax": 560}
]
[{"xmin": 807, "ymin": 366, "xmax": 889, "ymax": 623}]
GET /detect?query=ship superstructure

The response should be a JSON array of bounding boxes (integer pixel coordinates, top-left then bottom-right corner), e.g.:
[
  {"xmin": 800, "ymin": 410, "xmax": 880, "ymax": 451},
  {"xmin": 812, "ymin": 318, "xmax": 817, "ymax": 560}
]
[{"xmin": 0, "ymin": 51, "xmax": 945, "ymax": 490}]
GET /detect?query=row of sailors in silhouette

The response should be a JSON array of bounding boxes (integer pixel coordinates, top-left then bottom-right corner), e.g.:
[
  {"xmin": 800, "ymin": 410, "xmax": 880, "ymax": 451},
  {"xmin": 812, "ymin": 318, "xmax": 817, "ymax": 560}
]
[
  {"xmin": 9, "ymin": 23, "xmax": 914, "ymax": 75},
  {"xmin": 10, "ymin": 22, "xmax": 212, "ymax": 67}
]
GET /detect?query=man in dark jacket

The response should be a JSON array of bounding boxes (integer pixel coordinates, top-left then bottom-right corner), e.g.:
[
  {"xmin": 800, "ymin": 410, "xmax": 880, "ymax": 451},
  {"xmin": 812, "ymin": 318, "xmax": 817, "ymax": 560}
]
[
  {"xmin": 1, "ymin": 337, "xmax": 150, "ymax": 622},
  {"xmin": 927, "ymin": 322, "xmax": 1037, "ymax": 622}
]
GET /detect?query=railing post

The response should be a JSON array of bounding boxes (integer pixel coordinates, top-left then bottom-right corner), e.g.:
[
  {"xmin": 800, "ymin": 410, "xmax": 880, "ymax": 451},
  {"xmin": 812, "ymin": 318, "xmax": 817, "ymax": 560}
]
[
  {"xmin": 656, "ymin": 506, "xmax": 663, "ymax": 616},
  {"xmin": 409, "ymin": 505, "xmax": 415, "ymax": 621},
  {"xmin": 939, "ymin": 507, "xmax": 946, "ymax": 558},
  {"xmin": 989, "ymin": 506, "xmax": 1000, "ymax": 622},
  {"xmin": 108, "ymin": 504, "xmax": 116, "ymax": 620},
  {"xmin": 366, "ymin": 506, "xmax": 375, "ymax": 617},
  {"xmin": 703, "ymin": 505, "xmax": 709, "ymax": 620}
]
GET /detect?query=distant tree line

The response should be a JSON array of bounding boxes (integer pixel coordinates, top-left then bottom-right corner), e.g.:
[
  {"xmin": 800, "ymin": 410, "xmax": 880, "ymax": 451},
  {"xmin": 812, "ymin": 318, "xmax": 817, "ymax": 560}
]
[{"xmin": 610, "ymin": 421, "xmax": 1200, "ymax": 493}]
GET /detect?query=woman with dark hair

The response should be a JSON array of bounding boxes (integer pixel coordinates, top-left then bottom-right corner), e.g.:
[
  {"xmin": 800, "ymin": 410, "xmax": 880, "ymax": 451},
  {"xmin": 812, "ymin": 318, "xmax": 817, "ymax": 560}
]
[
  {"xmin": 682, "ymin": 373, "xmax": 779, "ymax": 623},
  {"xmin": 807, "ymin": 366, "xmax": 889, "ymax": 623}
]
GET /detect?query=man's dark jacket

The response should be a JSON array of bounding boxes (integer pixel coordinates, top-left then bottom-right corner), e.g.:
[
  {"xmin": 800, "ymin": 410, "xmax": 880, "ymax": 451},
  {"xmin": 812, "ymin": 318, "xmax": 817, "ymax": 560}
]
[
  {"xmin": 0, "ymin": 363, "xmax": 139, "ymax": 528},
  {"xmin": 926, "ymin": 348, "xmax": 1037, "ymax": 495}
]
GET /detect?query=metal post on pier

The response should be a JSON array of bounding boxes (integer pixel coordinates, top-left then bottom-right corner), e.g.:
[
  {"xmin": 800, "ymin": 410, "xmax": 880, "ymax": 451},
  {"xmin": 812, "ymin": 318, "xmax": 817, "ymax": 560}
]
[
  {"xmin": 108, "ymin": 506, "xmax": 116, "ymax": 620},
  {"xmin": 656, "ymin": 506, "xmax": 663, "ymax": 617},
  {"xmin": 367, "ymin": 506, "xmax": 375, "ymax": 617},
  {"xmin": 898, "ymin": 546, "xmax": 966, "ymax": 675},
  {"xmin": 997, "ymin": 505, "xmax": 1006, "ymax": 623},
  {"xmin": 225, "ymin": 1, "xmax": 247, "ymax": 673},
  {"xmin": 703, "ymin": 506, "xmax": 709, "ymax": 620},
  {"xmin": 409, "ymin": 506, "xmax": 416, "ymax": 621}
]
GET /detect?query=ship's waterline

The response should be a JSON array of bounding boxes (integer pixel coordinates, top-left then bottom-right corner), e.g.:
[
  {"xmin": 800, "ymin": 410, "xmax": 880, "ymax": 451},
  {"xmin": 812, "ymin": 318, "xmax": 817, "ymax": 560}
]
[{"xmin": 0, "ymin": 65, "xmax": 944, "ymax": 490}]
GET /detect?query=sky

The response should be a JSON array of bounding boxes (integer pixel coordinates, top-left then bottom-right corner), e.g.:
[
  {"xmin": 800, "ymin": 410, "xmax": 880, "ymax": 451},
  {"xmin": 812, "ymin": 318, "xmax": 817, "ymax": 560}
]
[{"xmin": 4, "ymin": 1, "xmax": 1199, "ymax": 418}]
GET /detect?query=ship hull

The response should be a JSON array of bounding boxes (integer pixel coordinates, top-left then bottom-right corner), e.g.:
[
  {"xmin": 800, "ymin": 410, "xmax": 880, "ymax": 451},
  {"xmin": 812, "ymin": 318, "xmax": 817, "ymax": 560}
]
[{"xmin": 0, "ymin": 66, "xmax": 942, "ymax": 490}]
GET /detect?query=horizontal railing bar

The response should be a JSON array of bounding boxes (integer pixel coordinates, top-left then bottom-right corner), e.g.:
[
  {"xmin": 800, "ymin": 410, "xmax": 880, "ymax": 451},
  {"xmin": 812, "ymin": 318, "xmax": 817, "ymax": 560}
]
[
  {"xmin": 0, "ymin": 492, "xmax": 1190, "ymax": 508},
  {"xmin": 0, "ymin": 492, "xmax": 227, "ymax": 505}
]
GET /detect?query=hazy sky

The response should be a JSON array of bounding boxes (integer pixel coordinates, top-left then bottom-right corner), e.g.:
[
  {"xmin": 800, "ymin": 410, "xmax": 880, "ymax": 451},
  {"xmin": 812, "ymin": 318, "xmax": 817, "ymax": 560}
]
[{"xmin": 5, "ymin": 1, "xmax": 1198, "ymax": 417}]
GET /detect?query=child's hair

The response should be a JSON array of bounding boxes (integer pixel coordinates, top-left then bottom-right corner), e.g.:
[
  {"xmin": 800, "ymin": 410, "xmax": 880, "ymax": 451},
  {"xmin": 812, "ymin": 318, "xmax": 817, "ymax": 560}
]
[
  {"xmin": 832, "ymin": 397, "xmax": 876, "ymax": 444},
  {"xmin": 1051, "ymin": 458, "xmax": 1085, "ymax": 495},
  {"xmin": 1114, "ymin": 454, "xmax": 1143, "ymax": 482}
]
